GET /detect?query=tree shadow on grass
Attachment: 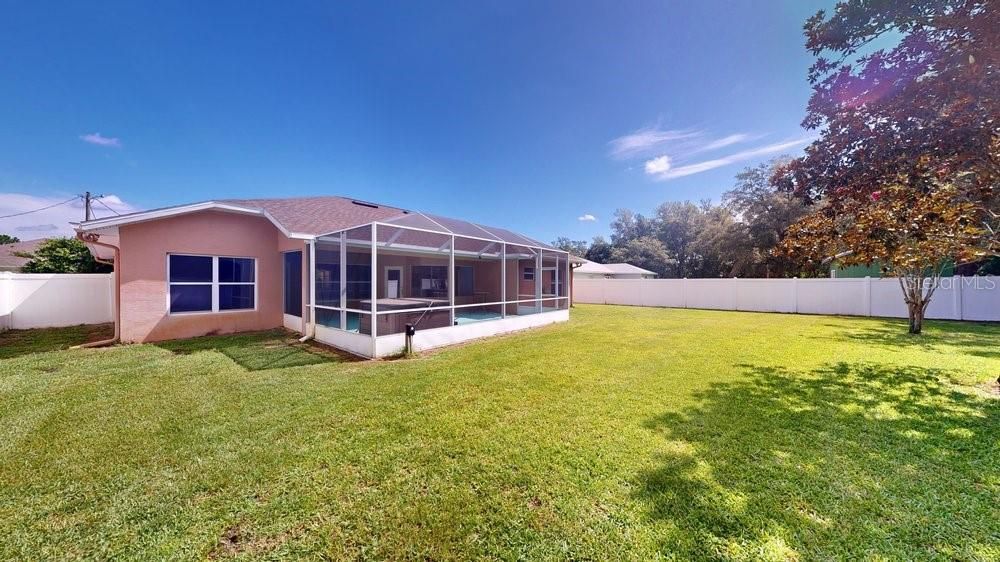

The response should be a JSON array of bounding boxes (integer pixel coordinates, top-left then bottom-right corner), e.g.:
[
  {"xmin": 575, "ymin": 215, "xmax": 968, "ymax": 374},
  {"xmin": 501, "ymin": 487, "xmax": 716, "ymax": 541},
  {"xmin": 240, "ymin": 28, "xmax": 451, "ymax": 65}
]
[
  {"xmin": 635, "ymin": 362, "xmax": 1000, "ymax": 560},
  {"xmin": 814, "ymin": 318, "xmax": 1000, "ymax": 359},
  {"xmin": 155, "ymin": 329, "xmax": 357, "ymax": 371},
  {"xmin": 0, "ymin": 323, "xmax": 114, "ymax": 360}
]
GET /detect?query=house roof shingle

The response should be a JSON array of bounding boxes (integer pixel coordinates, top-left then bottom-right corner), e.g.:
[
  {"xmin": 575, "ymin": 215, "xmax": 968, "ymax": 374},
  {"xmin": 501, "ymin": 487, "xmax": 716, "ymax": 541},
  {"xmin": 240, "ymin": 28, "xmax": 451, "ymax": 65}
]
[
  {"xmin": 0, "ymin": 239, "xmax": 48, "ymax": 271},
  {"xmin": 78, "ymin": 195, "xmax": 556, "ymax": 250},
  {"xmin": 219, "ymin": 196, "xmax": 408, "ymax": 237}
]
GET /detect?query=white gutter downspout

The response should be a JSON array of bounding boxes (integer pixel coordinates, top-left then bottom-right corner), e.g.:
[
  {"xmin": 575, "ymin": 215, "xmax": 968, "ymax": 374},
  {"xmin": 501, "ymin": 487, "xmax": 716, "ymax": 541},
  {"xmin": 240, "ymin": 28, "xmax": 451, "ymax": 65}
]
[
  {"xmin": 298, "ymin": 239, "xmax": 316, "ymax": 343},
  {"xmin": 74, "ymin": 232, "xmax": 120, "ymax": 348}
]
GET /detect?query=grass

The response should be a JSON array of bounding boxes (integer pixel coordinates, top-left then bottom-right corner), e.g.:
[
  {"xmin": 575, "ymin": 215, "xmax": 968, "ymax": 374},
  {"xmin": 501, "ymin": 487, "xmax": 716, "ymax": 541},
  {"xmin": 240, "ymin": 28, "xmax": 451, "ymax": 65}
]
[
  {"xmin": 156, "ymin": 329, "xmax": 357, "ymax": 371},
  {"xmin": 0, "ymin": 323, "xmax": 113, "ymax": 360},
  {"xmin": 0, "ymin": 305, "xmax": 997, "ymax": 560}
]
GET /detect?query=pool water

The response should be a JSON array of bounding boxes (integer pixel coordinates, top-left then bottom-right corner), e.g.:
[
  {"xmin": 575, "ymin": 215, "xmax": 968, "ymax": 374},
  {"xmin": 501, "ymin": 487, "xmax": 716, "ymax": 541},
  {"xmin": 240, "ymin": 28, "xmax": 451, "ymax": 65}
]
[
  {"xmin": 320, "ymin": 307, "xmax": 562, "ymax": 332},
  {"xmin": 317, "ymin": 311, "xmax": 362, "ymax": 332},
  {"xmin": 454, "ymin": 310, "xmax": 503, "ymax": 325}
]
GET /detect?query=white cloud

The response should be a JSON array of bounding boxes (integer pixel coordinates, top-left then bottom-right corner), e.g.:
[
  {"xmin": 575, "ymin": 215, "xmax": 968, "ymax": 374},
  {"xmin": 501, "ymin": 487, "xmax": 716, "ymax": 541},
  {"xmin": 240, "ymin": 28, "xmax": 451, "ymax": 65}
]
[
  {"xmin": 577, "ymin": 213, "xmax": 597, "ymax": 222},
  {"xmin": 608, "ymin": 124, "xmax": 765, "ymax": 163},
  {"xmin": 698, "ymin": 133, "xmax": 753, "ymax": 152},
  {"xmin": 0, "ymin": 192, "xmax": 138, "ymax": 237},
  {"xmin": 607, "ymin": 126, "xmax": 700, "ymax": 159},
  {"xmin": 644, "ymin": 155, "xmax": 672, "ymax": 175},
  {"xmin": 80, "ymin": 133, "xmax": 122, "ymax": 148},
  {"xmin": 610, "ymin": 122, "xmax": 810, "ymax": 182},
  {"xmin": 645, "ymin": 137, "xmax": 815, "ymax": 181}
]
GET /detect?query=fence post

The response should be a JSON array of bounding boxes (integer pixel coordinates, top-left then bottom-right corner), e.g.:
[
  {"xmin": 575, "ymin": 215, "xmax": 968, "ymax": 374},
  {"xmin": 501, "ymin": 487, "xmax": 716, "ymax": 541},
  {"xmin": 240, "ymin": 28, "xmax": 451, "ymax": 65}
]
[
  {"xmin": 682, "ymin": 277, "xmax": 688, "ymax": 308},
  {"xmin": 792, "ymin": 277, "xmax": 798, "ymax": 314},
  {"xmin": 864, "ymin": 276, "xmax": 872, "ymax": 317},
  {"xmin": 953, "ymin": 275, "xmax": 963, "ymax": 320},
  {"xmin": 0, "ymin": 272, "xmax": 10, "ymax": 330},
  {"xmin": 733, "ymin": 277, "xmax": 739, "ymax": 311}
]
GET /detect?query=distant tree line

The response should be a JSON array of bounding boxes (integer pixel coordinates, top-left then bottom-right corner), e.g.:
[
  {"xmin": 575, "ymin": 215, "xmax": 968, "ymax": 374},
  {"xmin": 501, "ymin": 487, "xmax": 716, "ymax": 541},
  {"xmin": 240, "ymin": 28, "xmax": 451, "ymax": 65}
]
[{"xmin": 553, "ymin": 158, "xmax": 819, "ymax": 278}]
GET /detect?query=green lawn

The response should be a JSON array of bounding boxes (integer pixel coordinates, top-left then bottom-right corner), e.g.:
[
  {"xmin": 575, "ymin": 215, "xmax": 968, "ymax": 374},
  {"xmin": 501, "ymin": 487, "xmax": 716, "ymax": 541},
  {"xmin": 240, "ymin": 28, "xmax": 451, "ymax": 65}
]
[
  {"xmin": 0, "ymin": 306, "xmax": 997, "ymax": 560},
  {"xmin": 0, "ymin": 323, "xmax": 114, "ymax": 360}
]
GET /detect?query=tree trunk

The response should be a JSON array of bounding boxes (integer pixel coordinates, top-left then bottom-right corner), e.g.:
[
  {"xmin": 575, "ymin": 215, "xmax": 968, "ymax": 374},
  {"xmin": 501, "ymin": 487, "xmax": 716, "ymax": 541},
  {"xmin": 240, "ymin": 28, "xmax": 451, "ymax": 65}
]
[
  {"xmin": 897, "ymin": 269, "xmax": 942, "ymax": 335},
  {"xmin": 907, "ymin": 301, "xmax": 924, "ymax": 334}
]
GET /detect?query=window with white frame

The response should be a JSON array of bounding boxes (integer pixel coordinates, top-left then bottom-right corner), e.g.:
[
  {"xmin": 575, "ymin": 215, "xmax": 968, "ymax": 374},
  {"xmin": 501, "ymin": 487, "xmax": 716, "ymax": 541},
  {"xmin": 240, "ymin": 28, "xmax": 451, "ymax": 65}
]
[
  {"xmin": 168, "ymin": 254, "xmax": 256, "ymax": 314},
  {"xmin": 522, "ymin": 266, "xmax": 535, "ymax": 281}
]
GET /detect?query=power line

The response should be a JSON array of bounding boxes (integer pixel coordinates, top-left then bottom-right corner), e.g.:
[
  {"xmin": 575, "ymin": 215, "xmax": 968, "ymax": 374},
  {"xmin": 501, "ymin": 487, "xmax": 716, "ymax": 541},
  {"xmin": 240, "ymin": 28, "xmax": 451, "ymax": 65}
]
[
  {"xmin": 94, "ymin": 197, "xmax": 121, "ymax": 216},
  {"xmin": 0, "ymin": 196, "xmax": 81, "ymax": 220}
]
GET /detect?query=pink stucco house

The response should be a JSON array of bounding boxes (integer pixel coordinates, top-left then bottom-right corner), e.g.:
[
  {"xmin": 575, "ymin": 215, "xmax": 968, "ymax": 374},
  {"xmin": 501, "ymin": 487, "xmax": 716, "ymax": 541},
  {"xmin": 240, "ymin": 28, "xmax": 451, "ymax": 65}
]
[{"xmin": 75, "ymin": 196, "xmax": 570, "ymax": 358}]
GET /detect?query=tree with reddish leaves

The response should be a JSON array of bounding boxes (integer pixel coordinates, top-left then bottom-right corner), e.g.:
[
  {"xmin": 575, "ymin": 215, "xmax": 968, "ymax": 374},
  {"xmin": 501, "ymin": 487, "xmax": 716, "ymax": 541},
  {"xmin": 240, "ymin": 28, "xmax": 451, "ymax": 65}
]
[{"xmin": 776, "ymin": 0, "xmax": 999, "ymax": 334}]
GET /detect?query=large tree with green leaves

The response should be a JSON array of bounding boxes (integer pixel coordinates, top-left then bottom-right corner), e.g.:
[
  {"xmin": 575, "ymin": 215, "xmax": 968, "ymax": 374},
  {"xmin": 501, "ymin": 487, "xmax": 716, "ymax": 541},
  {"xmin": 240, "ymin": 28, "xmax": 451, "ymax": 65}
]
[
  {"xmin": 550, "ymin": 237, "xmax": 589, "ymax": 257},
  {"xmin": 651, "ymin": 201, "xmax": 752, "ymax": 278},
  {"xmin": 17, "ymin": 237, "xmax": 112, "ymax": 274},
  {"xmin": 609, "ymin": 236, "xmax": 674, "ymax": 277},
  {"xmin": 724, "ymin": 159, "xmax": 811, "ymax": 277},
  {"xmin": 651, "ymin": 202, "xmax": 704, "ymax": 277},
  {"xmin": 775, "ymin": 0, "xmax": 999, "ymax": 333},
  {"xmin": 584, "ymin": 236, "xmax": 613, "ymax": 264},
  {"xmin": 609, "ymin": 209, "xmax": 657, "ymax": 247}
]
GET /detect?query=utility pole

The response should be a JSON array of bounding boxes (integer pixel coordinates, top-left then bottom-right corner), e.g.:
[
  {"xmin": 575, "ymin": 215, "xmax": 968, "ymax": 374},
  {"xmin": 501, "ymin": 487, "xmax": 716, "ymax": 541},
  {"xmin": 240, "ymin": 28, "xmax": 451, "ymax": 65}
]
[{"xmin": 82, "ymin": 191, "xmax": 104, "ymax": 221}]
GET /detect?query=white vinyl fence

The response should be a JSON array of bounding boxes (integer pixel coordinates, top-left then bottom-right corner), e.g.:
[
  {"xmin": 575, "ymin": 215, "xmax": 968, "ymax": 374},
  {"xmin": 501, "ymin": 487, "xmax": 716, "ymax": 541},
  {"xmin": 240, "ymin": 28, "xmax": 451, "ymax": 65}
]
[
  {"xmin": 573, "ymin": 276, "xmax": 1000, "ymax": 322},
  {"xmin": 0, "ymin": 273, "xmax": 114, "ymax": 330}
]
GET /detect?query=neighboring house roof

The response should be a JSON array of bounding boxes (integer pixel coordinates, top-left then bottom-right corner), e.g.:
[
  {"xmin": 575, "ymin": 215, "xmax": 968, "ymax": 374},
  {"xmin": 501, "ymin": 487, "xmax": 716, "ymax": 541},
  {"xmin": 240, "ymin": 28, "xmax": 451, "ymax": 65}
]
[
  {"xmin": 602, "ymin": 263, "xmax": 656, "ymax": 275},
  {"xmin": 75, "ymin": 195, "xmax": 555, "ymax": 250},
  {"xmin": 574, "ymin": 261, "xmax": 612, "ymax": 275},
  {"xmin": 574, "ymin": 260, "xmax": 656, "ymax": 276},
  {"xmin": 0, "ymin": 239, "xmax": 48, "ymax": 271}
]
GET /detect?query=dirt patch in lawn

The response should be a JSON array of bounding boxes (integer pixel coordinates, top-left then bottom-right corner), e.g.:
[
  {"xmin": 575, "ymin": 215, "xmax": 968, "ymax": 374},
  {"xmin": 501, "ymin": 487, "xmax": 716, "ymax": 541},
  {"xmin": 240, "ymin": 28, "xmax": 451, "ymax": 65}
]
[
  {"xmin": 981, "ymin": 378, "xmax": 1000, "ymax": 397},
  {"xmin": 209, "ymin": 522, "xmax": 310, "ymax": 559}
]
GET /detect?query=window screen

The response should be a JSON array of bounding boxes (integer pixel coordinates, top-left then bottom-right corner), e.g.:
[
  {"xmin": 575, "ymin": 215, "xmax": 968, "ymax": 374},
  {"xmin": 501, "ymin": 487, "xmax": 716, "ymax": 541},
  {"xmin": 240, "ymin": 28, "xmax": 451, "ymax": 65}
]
[
  {"xmin": 168, "ymin": 254, "xmax": 256, "ymax": 314},
  {"xmin": 219, "ymin": 257, "xmax": 254, "ymax": 283},
  {"xmin": 170, "ymin": 284, "xmax": 212, "ymax": 313},
  {"xmin": 219, "ymin": 284, "xmax": 254, "ymax": 310},
  {"xmin": 169, "ymin": 255, "xmax": 212, "ymax": 283},
  {"xmin": 169, "ymin": 255, "xmax": 213, "ymax": 313}
]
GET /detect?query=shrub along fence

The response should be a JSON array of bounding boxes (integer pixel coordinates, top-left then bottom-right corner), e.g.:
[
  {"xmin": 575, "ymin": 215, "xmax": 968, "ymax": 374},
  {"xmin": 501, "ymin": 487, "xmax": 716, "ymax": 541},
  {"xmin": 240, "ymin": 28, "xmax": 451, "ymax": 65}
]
[
  {"xmin": 573, "ymin": 276, "xmax": 1000, "ymax": 322},
  {"xmin": 0, "ymin": 272, "xmax": 114, "ymax": 330}
]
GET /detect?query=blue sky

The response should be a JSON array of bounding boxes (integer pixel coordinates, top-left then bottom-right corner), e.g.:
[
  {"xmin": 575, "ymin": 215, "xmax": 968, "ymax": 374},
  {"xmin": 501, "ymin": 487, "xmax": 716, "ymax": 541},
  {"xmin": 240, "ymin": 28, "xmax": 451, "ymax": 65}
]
[{"xmin": 0, "ymin": 1, "xmax": 831, "ymax": 242}]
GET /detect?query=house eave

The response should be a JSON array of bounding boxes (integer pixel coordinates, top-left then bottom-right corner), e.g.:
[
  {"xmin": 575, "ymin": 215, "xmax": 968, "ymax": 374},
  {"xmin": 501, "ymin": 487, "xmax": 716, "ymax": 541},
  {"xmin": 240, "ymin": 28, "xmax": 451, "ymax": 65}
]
[{"xmin": 74, "ymin": 201, "xmax": 299, "ymax": 239}]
